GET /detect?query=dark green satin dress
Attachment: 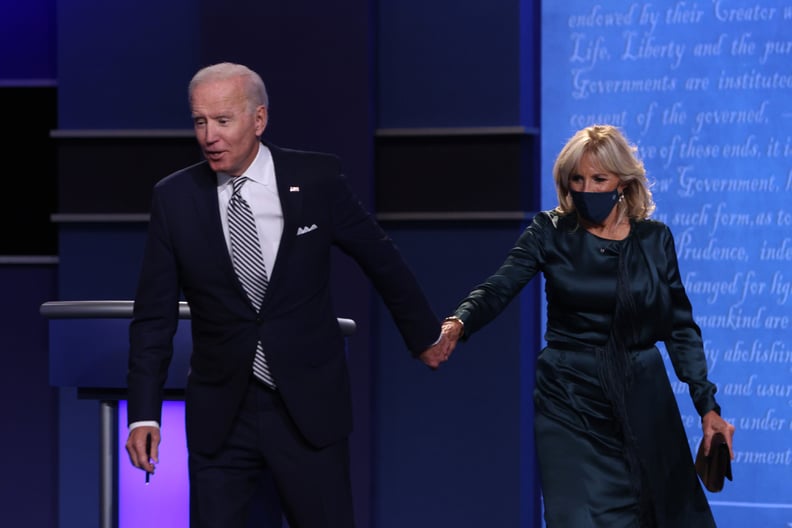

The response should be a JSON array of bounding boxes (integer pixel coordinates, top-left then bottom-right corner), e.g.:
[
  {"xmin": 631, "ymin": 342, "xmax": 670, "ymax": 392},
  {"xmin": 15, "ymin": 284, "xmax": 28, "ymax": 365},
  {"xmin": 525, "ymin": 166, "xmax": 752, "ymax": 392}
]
[{"xmin": 453, "ymin": 211, "xmax": 719, "ymax": 528}]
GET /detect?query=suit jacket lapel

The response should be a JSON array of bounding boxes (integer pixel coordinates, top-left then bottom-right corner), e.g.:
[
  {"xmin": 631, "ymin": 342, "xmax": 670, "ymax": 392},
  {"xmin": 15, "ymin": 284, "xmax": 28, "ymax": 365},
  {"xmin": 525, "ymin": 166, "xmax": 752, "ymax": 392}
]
[
  {"xmin": 266, "ymin": 142, "xmax": 303, "ymax": 289},
  {"xmin": 190, "ymin": 161, "xmax": 243, "ymax": 290}
]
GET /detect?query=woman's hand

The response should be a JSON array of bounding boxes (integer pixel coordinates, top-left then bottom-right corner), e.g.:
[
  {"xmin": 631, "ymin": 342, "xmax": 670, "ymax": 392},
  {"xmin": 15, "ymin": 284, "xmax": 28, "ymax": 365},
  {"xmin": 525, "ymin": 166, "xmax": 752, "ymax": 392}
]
[
  {"xmin": 701, "ymin": 410, "xmax": 735, "ymax": 459},
  {"xmin": 418, "ymin": 318, "xmax": 463, "ymax": 369}
]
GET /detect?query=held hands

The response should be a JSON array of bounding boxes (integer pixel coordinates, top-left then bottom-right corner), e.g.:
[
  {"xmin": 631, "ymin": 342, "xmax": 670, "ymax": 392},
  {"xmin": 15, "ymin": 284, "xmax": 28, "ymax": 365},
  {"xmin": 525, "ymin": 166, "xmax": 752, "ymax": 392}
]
[
  {"xmin": 701, "ymin": 410, "xmax": 736, "ymax": 459},
  {"xmin": 419, "ymin": 317, "xmax": 464, "ymax": 369},
  {"xmin": 125, "ymin": 425, "xmax": 160, "ymax": 475}
]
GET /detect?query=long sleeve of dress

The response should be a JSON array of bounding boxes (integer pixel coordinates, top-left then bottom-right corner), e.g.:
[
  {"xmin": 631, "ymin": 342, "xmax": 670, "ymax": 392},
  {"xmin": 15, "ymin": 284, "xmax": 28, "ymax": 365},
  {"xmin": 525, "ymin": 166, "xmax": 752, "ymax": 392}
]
[
  {"xmin": 658, "ymin": 225, "xmax": 720, "ymax": 417},
  {"xmin": 453, "ymin": 214, "xmax": 548, "ymax": 336}
]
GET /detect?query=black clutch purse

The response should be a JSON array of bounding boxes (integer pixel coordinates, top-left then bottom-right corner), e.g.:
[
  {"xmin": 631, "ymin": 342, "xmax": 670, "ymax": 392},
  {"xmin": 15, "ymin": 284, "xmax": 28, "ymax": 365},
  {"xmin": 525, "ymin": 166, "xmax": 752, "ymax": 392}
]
[{"xmin": 695, "ymin": 432, "xmax": 732, "ymax": 492}]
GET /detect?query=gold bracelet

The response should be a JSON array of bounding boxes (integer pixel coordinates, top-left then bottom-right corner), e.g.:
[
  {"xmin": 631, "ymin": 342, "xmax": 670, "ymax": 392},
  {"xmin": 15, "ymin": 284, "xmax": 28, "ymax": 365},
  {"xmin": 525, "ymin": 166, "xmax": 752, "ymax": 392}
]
[{"xmin": 443, "ymin": 316, "xmax": 465, "ymax": 334}]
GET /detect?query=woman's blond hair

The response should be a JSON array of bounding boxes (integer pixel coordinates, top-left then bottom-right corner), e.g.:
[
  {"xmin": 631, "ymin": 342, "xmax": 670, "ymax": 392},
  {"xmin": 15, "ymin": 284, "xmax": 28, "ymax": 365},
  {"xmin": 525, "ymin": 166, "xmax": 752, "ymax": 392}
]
[{"xmin": 552, "ymin": 124, "xmax": 655, "ymax": 220}]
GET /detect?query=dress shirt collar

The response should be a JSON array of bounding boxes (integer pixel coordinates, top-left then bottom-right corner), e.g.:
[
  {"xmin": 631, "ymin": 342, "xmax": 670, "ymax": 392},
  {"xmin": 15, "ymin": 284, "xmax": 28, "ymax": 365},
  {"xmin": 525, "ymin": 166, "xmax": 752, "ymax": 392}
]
[{"xmin": 218, "ymin": 142, "xmax": 275, "ymax": 189}]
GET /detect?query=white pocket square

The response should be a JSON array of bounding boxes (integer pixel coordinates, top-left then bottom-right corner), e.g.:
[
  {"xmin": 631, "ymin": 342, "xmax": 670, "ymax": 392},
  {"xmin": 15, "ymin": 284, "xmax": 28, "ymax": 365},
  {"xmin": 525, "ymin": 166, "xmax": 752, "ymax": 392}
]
[{"xmin": 297, "ymin": 224, "xmax": 318, "ymax": 235}]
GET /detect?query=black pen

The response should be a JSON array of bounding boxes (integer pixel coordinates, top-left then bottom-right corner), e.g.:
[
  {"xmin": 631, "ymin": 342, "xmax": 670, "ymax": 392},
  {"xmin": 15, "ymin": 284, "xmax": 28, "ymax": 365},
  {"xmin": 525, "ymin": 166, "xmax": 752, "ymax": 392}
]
[{"xmin": 145, "ymin": 432, "xmax": 152, "ymax": 484}]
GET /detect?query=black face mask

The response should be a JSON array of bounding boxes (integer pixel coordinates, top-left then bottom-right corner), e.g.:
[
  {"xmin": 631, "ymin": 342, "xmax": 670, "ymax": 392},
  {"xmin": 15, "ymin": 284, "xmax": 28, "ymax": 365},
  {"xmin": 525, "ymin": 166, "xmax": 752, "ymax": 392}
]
[{"xmin": 570, "ymin": 189, "xmax": 620, "ymax": 224}]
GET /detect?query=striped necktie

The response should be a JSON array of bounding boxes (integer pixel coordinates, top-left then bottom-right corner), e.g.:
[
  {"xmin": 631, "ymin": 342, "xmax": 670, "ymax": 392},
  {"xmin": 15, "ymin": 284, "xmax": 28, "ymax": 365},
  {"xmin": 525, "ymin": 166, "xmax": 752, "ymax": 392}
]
[{"xmin": 228, "ymin": 176, "xmax": 275, "ymax": 387}]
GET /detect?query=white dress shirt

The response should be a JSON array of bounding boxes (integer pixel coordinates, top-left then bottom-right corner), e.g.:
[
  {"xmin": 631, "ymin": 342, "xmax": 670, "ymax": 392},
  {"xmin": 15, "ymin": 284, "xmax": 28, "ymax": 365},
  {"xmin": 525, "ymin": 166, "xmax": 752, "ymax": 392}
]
[{"xmin": 218, "ymin": 143, "xmax": 283, "ymax": 276}]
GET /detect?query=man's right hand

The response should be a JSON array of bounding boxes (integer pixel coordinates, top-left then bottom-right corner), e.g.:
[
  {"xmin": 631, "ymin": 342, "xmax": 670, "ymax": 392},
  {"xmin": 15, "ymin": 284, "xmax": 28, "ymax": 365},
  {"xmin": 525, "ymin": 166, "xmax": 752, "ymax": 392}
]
[{"xmin": 125, "ymin": 425, "xmax": 160, "ymax": 474}]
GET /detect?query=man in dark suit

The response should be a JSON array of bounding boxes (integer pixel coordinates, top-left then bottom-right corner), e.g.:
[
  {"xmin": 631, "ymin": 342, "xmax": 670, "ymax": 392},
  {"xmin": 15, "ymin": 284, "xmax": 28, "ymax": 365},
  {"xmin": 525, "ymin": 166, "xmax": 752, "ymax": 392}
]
[{"xmin": 125, "ymin": 62, "xmax": 452, "ymax": 528}]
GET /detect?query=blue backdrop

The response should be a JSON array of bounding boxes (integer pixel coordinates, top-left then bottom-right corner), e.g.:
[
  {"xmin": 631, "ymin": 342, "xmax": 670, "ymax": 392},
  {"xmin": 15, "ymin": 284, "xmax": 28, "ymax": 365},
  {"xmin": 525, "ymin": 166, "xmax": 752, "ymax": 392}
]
[{"xmin": 541, "ymin": 3, "xmax": 792, "ymax": 526}]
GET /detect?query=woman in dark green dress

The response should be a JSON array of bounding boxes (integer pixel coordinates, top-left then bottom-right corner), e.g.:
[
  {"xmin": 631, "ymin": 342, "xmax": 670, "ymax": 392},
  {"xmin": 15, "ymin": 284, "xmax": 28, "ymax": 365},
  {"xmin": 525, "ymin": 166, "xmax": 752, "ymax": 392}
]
[{"xmin": 437, "ymin": 125, "xmax": 735, "ymax": 527}]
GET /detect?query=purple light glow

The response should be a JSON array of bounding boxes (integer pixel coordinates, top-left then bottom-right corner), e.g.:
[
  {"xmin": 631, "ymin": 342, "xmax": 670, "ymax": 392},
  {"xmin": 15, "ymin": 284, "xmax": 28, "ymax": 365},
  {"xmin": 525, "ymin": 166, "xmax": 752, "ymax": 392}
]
[{"xmin": 118, "ymin": 401, "xmax": 189, "ymax": 528}]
